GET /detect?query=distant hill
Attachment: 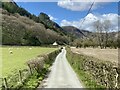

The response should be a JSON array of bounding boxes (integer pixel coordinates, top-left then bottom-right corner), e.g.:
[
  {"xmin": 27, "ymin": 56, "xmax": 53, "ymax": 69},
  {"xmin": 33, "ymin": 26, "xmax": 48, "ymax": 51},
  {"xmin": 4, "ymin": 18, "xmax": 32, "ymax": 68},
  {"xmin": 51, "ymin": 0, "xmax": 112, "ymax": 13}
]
[
  {"xmin": 62, "ymin": 26, "xmax": 119, "ymax": 42},
  {"xmin": 1, "ymin": 2, "xmax": 69, "ymax": 45},
  {"xmin": 62, "ymin": 26, "xmax": 92, "ymax": 38}
]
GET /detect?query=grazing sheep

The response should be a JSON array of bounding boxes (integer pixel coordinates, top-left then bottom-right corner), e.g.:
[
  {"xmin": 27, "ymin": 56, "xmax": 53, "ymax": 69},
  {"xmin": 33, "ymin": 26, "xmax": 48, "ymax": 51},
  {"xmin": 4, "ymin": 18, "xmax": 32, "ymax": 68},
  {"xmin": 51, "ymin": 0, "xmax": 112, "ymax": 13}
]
[
  {"xmin": 29, "ymin": 48, "xmax": 32, "ymax": 50},
  {"xmin": 9, "ymin": 51, "xmax": 13, "ymax": 54}
]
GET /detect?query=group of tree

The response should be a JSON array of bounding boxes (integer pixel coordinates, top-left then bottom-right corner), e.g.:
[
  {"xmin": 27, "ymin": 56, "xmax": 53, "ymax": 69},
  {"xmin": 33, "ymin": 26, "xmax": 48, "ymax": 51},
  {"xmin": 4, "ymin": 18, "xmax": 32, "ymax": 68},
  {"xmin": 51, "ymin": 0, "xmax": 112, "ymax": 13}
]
[
  {"xmin": 2, "ymin": 2, "xmax": 65, "ymax": 34},
  {"xmin": 71, "ymin": 20, "xmax": 119, "ymax": 49},
  {"xmin": 2, "ymin": 2, "xmax": 69, "ymax": 46},
  {"xmin": 93, "ymin": 20, "xmax": 119, "ymax": 49}
]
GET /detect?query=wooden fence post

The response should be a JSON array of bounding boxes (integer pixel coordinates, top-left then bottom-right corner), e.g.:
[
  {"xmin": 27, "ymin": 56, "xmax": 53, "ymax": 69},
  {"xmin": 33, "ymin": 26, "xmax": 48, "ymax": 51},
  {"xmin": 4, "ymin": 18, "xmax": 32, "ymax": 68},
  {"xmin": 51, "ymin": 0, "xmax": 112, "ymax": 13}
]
[
  {"xmin": 71, "ymin": 52, "xmax": 74, "ymax": 61},
  {"xmin": 3, "ymin": 78, "xmax": 8, "ymax": 88},
  {"xmin": 19, "ymin": 70, "xmax": 22, "ymax": 83}
]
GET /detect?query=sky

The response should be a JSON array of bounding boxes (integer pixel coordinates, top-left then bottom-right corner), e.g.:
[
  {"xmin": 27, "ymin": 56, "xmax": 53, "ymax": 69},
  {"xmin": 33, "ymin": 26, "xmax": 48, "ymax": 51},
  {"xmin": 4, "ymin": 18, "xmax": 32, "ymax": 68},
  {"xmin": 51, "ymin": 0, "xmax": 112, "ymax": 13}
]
[{"xmin": 16, "ymin": 1, "xmax": 118, "ymax": 31}]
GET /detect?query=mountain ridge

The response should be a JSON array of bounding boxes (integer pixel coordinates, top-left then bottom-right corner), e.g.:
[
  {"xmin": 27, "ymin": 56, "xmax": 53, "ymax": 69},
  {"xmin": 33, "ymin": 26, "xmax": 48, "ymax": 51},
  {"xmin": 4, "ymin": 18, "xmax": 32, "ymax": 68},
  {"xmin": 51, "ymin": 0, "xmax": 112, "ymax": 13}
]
[{"xmin": 62, "ymin": 26, "xmax": 92, "ymax": 38}]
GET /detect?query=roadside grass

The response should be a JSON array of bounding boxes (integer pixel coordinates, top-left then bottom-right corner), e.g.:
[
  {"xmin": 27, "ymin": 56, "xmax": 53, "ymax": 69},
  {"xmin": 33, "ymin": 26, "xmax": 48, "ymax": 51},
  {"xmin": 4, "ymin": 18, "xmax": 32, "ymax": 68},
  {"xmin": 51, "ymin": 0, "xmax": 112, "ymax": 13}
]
[
  {"xmin": 66, "ymin": 48, "xmax": 105, "ymax": 89},
  {"xmin": 21, "ymin": 68, "xmax": 46, "ymax": 89},
  {"xmin": 1, "ymin": 46, "xmax": 57, "ymax": 77}
]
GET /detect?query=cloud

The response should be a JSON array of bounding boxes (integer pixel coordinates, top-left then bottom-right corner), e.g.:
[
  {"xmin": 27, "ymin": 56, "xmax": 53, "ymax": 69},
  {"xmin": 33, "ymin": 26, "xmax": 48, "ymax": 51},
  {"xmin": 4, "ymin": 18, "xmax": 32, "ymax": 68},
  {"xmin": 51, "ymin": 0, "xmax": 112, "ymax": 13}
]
[
  {"xmin": 7, "ymin": 0, "xmax": 119, "ymax": 2},
  {"xmin": 57, "ymin": 0, "xmax": 106, "ymax": 11},
  {"xmin": 48, "ymin": 15, "xmax": 58, "ymax": 21},
  {"xmin": 60, "ymin": 13, "xmax": 118, "ymax": 32}
]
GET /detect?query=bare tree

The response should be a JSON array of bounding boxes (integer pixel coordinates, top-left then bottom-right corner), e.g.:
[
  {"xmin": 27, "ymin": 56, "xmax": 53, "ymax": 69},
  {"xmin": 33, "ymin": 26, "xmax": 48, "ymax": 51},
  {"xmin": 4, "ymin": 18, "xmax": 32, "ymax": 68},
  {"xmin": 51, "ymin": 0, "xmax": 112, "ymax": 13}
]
[
  {"xmin": 93, "ymin": 20, "xmax": 104, "ymax": 49},
  {"xmin": 103, "ymin": 20, "xmax": 111, "ymax": 48}
]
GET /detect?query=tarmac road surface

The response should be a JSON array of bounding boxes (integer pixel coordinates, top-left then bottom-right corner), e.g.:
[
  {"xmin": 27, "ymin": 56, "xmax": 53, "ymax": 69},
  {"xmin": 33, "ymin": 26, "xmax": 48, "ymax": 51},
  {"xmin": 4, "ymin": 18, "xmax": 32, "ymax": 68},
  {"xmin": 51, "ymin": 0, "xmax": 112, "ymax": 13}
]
[{"xmin": 41, "ymin": 47, "xmax": 83, "ymax": 88}]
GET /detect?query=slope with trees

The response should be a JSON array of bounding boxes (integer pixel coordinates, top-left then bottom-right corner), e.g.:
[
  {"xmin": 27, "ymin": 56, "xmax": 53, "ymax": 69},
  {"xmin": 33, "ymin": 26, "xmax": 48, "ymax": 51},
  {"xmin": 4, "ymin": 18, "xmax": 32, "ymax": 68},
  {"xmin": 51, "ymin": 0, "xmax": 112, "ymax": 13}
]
[{"xmin": 1, "ymin": 2, "xmax": 69, "ymax": 46}]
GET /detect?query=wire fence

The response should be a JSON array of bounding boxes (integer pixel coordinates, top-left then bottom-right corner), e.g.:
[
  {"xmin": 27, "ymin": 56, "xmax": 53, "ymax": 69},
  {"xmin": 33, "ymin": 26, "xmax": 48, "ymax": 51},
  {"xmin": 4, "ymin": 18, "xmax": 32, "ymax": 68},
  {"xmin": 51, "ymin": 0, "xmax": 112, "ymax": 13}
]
[
  {"xmin": 0, "ymin": 49, "xmax": 61, "ymax": 89},
  {"xmin": 1, "ymin": 69, "xmax": 31, "ymax": 89}
]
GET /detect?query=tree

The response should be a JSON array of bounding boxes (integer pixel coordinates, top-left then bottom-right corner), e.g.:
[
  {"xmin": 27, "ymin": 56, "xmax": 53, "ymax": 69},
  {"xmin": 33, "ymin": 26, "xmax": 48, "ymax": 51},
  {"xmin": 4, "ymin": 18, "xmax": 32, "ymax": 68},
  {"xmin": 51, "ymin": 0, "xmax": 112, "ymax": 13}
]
[
  {"xmin": 93, "ymin": 20, "xmax": 104, "ymax": 49},
  {"xmin": 93, "ymin": 20, "xmax": 112, "ymax": 49},
  {"xmin": 22, "ymin": 30, "xmax": 41, "ymax": 46},
  {"xmin": 103, "ymin": 20, "xmax": 111, "ymax": 48}
]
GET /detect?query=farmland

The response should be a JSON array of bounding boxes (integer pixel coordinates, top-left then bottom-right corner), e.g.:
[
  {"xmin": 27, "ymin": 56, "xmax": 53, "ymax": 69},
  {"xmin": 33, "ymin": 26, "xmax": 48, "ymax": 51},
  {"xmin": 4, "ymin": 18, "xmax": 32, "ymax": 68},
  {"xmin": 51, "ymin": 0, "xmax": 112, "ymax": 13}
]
[
  {"xmin": 67, "ymin": 48, "xmax": 119, "ymax": 88},
  {"xmin": 71, "ymin": 47, "xmax": 118, "ymax": 64},
  {"xmin": 1, "ymin": 46, "xmax": 57, "ymax": 77}
]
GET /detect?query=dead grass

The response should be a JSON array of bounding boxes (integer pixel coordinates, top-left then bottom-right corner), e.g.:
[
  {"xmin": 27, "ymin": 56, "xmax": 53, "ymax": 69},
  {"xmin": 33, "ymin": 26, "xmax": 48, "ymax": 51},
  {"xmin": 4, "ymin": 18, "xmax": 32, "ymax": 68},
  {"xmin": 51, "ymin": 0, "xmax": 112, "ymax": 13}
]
[{"xmin": 71, "ymin": 47, "xmax": 118, "ymax": 64}]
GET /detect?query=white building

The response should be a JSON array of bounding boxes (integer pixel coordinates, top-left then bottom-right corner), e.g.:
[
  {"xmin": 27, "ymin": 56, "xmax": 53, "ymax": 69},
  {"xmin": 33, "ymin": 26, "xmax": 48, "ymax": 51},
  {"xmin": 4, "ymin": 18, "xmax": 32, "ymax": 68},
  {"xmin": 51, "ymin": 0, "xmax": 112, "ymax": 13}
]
[{"xmin": 53, "ymin": 42, "xmax": 58, "ymax": 46}]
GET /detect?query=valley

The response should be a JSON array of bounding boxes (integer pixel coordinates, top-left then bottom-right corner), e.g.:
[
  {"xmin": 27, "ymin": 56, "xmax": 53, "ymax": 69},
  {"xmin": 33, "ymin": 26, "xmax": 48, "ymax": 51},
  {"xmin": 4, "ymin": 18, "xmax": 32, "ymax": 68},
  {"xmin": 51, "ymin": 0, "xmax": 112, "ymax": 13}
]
[{"xmin": 0, "ymin": 0, "xmax": 119, "ymax": 89}]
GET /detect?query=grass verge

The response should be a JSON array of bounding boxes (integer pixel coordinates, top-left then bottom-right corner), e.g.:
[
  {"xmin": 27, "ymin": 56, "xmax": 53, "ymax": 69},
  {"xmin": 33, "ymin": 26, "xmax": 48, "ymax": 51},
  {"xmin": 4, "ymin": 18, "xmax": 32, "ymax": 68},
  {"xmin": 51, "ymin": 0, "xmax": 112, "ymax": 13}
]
[{"xmin": 66, "ymin": 48, "xmax": 105, "ymax": 89}]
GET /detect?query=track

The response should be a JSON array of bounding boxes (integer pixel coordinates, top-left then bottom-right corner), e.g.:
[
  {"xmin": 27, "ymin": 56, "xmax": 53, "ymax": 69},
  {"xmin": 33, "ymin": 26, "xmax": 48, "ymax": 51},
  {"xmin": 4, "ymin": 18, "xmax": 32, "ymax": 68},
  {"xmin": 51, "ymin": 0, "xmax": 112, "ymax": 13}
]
[{"xmin": 41, "ymin": 48, "xmax": 83, "ymax": 88}]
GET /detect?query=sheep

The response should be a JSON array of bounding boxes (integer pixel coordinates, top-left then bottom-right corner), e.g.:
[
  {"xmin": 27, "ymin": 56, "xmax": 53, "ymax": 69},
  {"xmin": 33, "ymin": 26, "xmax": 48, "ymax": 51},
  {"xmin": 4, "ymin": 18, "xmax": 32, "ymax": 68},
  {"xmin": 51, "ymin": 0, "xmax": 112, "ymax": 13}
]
[
  {"xmin": 29, "ymin": 48, "xmax": 32, "ymax": 50},
  {"xmin": 9, "ymin": 51, "xmax": 13, "ymax": 54}
]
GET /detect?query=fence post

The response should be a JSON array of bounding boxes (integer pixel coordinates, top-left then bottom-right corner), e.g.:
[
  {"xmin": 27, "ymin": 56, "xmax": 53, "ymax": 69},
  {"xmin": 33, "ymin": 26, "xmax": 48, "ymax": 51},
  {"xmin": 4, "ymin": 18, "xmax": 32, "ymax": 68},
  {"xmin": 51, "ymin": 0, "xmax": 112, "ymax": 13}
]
[
  {"xmin": 19, "ymin": 70, "xmax": 22, "ymax": 83},
  {"xmin": 3, "ymin": 78, "xmax": 8, "ymax": 88},
  {"xmin": 71, "ymin": 52, "xmax": 74, "ymax": 61}
]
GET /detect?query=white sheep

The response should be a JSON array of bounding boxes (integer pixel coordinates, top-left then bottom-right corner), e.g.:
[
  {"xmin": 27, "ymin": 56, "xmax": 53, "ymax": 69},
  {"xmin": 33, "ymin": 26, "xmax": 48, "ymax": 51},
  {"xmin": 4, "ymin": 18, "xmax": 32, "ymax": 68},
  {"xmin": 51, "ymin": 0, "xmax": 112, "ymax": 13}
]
[
  {"xmin": 9, "ymin": 51, "xmax": 13, "ymax": 54},
  {"xmin": 29, "ymin": 48, "xmax": 32, "ymax": 50}
]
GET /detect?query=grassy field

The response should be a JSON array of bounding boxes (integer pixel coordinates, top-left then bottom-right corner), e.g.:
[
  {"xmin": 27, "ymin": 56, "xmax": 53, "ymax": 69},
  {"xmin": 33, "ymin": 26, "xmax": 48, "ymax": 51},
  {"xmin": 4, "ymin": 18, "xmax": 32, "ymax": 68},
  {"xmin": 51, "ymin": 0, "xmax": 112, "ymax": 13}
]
[
  {"xmin": 71, "ymin": 47, "xmax": 118, "ymax": 64},
  {"xmin": 1, "ymin": 46, "xmax": 57, "ymax": 77}
]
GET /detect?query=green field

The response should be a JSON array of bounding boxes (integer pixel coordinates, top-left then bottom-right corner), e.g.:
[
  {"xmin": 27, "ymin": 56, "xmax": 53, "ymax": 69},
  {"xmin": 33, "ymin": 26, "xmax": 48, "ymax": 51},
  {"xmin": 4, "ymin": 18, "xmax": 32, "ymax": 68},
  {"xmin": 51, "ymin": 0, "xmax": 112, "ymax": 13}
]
[{"xmin": 1, "ymin": 46, "xmax": 57, "ymax": 77}]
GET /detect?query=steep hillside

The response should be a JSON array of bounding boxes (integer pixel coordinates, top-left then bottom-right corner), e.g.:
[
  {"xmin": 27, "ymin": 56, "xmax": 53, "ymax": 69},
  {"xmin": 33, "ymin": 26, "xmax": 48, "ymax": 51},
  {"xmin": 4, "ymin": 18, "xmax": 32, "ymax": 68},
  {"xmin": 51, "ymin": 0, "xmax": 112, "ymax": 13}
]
[
  {"xmin": 38, "ymin": 13, "xmax": 65, "ymax": 36},
  {"xmin": 2, "ymin": 1, "xmax": 37, "ymax": 21},
  {"xmin": 2, "ymin": 2, "xmax": 65, "ymax": 35},
  {"xmin": 1, "ymin": 2, "xmax": 69, "ymax": 45}
]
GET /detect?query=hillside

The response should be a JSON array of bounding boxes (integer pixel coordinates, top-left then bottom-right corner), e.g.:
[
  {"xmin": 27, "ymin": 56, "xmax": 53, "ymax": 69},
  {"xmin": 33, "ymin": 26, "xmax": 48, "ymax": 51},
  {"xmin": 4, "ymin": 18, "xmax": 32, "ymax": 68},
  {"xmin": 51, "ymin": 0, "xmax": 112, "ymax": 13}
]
[
  {"xmin": 1, "ymin": 1, "xmax": 119, "ymax": 47},
  {"xmin": 38, "ymin": 13, "xmax": 65, "ymax": 36},
  {"xmin": 62, "ymin": 26, "xmax": 92, "ymax": 38},
  {"xmin": 2, "ymin": 2, "xmax": 69, "ymax": 45},
  {"xmin": 2, "ymin": 2, "xmax": 65, "ymax": 35}
]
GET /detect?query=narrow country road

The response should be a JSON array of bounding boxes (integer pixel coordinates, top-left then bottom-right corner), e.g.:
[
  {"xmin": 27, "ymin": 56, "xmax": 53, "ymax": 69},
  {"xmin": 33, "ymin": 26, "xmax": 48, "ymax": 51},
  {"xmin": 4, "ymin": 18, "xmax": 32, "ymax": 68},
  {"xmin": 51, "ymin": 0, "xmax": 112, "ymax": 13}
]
[{"xmin": 41, "ymin": 47, "xmax": 83, "ymax": 88}]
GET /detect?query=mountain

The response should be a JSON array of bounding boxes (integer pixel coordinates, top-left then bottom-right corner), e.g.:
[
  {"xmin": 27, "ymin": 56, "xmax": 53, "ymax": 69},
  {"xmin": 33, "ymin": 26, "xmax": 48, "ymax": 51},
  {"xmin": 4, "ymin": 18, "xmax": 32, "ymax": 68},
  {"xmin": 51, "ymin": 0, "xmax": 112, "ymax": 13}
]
[
  {"xmin": 1, "ymin": 2, "xmax": 69, "ymax": 45},
  {"xmin": 38, "ymin": 13, "xmax": 65, "ymax": 36},
  {"xmin": 62, "ymin": 26, "xmax": 92, "ymax": 38},
  {"xmin": 2, "ymin": 2, "xmax": 65, "ymax": 35},
  {"xmin": 62, "ymin": 26, "xmax": 119, "ymax": 41}
]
